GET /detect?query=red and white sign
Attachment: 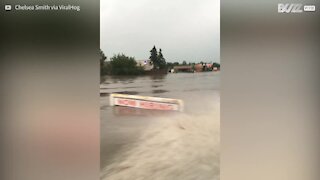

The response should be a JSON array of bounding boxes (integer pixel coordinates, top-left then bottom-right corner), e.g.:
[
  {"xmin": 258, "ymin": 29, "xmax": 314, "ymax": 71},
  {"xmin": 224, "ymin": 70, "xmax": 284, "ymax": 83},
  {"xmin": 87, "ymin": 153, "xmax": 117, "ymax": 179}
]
[{"xmin": 110, "ymin": 94, "xmax": 183, "ymax": 112}]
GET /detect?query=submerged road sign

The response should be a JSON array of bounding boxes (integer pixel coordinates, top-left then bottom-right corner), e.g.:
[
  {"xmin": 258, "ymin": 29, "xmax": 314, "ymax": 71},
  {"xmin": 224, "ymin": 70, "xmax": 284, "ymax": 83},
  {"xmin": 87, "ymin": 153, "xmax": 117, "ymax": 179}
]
[{"xmin": 110, "ymin": 93, "xmax": 184, "ymax": 112}]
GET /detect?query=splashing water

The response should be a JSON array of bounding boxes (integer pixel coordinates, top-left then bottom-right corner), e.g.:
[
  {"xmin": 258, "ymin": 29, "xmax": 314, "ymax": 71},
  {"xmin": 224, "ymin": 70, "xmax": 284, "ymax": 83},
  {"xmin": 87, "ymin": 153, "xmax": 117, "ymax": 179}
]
[{"xmin": 101, "ymin": 102, "xmax": 220, "ymax": 180}]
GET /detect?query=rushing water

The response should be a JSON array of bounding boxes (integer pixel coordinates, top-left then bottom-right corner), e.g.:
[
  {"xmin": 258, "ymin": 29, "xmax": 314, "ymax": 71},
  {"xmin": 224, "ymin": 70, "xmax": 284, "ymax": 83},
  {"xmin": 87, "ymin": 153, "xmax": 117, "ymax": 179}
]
[{"xmin": 100, "ymin": 72, "xmax": 220, "ymax": 179}]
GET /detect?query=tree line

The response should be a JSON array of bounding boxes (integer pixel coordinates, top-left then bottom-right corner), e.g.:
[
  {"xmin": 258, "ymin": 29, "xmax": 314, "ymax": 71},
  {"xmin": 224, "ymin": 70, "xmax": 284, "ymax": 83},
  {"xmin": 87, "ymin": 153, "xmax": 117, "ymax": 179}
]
[
  {"xmin": 100, "ymin": 46, "xmax": 220, "ymax": 76},
  {"xmin": 100, "ymin": 51, "xmax": 145, "ymax": 76}
]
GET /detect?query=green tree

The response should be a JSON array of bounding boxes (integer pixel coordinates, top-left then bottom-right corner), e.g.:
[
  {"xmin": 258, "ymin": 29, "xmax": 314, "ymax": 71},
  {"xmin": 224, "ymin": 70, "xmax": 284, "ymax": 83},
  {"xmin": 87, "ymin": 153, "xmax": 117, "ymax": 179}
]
[
  {"xmin": 182, "ymin": 61, "xmax": 187, "ymax": 65},
  {"xmin": 149, "ymin": 46, "xmax": 167, "ymax": 70},
  {"xmin": 212, "ymin": 62, "xmax": 221, "ymax": 69},
  {"xmin": 150, "ymin": 46, "xmax": 158, "ymax": 69},
  {"xmin": 173, "ymin": 62, "xmax": 180, "ymax": 66},
  {"xmin": 157, "ymin": 48, "xmax": 166, "ymax": 69},
  {"xmin": 110, "ymin": 54, "xmax": 144, "ymax": 75},
  {"xmin": 100, "ymin": 49, "xmax": 108, "ymax": 76}
]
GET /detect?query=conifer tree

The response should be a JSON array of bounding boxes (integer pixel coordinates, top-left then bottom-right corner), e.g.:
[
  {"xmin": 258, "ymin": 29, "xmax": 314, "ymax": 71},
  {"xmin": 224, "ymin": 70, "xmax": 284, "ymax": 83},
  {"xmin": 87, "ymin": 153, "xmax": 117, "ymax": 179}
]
[
  {"xmin": 158, "ymin": 48, "xmax": 166, "ymax": 69},
  {"xmin": 149, "ymin": 46, "xmax": 158, "ymax": 69}
]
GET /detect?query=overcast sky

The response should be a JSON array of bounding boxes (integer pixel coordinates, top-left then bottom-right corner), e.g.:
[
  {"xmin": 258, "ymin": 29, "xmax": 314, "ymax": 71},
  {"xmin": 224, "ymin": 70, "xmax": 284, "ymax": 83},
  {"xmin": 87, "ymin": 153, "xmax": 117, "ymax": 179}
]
[{"xmin": 101, "ymin": 0, "xmax": 220, "ymax": 63}]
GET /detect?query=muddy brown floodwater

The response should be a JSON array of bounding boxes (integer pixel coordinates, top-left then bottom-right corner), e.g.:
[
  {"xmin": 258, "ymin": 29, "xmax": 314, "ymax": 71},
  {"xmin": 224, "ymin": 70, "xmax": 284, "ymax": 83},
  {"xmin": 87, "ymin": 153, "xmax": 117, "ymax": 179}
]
[{"xmin": 100, "ymin": 72, "xmax": 220, "ymax": 180}]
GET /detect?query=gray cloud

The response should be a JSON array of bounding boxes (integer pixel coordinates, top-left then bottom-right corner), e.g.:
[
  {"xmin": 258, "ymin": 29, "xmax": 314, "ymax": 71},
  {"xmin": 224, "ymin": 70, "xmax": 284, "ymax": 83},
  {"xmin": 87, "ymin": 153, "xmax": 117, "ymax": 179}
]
[{"xmin": 101, "ymin": 0, "xmax": 220, "ymax": 63}]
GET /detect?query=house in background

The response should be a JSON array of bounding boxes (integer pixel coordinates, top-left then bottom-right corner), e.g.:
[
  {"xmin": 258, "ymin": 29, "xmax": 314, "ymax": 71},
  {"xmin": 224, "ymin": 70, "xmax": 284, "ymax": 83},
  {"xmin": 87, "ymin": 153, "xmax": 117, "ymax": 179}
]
[
  {"xmin": 136, "ymin": 60, "xmax": 154, "ymax": 71},
  {"xmin": 173, "ymin": 65, "xmax": 193, "ymax": 73},
  {"xmin": 194, "ymin": 64, "xmax": 204, "ymax": 72}
]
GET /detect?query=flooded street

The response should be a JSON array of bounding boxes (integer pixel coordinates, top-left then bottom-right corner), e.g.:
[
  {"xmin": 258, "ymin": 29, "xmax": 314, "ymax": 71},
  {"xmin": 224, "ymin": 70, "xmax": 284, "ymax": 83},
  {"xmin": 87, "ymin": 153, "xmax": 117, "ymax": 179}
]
[{"xmin": 100, "ymin": 72, "xmax": 220, "ymax": 179}]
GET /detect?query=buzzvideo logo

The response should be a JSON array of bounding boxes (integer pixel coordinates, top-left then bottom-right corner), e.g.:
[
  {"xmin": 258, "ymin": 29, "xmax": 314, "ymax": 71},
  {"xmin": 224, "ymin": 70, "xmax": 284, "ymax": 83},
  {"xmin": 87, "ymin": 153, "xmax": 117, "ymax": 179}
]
[{"xmin": 278, "ymin": 3, "xmax": 316, "ymax": 13}]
